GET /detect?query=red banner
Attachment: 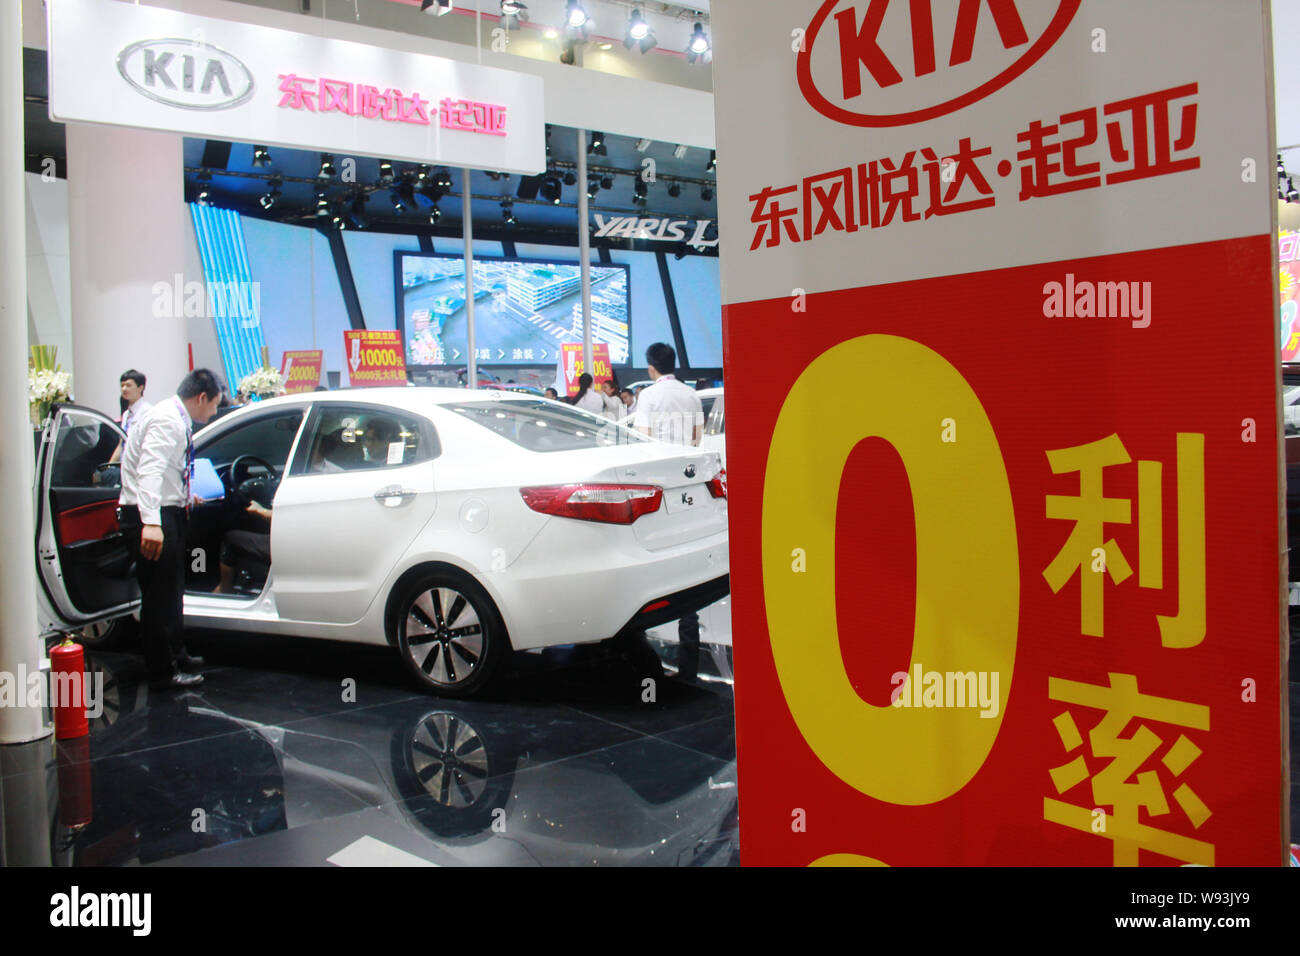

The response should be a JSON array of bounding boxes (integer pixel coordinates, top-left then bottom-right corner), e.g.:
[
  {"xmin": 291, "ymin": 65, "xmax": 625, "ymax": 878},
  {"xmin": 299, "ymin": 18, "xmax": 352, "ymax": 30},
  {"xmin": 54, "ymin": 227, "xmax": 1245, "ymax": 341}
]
[
  {"xmin": 725, "ymin": 237, "xmax": 1282, "ymax": 865},
  {"xmin": 559, "ymin": 343, "xmax": 613, "ymax": 397},
  {"xmin": 344, "ymin": 330, "xmax": 407, "ymax": 387},
  {"xmin": 280, "ymin": 350, "xmax": 323, "ymax": 393}
]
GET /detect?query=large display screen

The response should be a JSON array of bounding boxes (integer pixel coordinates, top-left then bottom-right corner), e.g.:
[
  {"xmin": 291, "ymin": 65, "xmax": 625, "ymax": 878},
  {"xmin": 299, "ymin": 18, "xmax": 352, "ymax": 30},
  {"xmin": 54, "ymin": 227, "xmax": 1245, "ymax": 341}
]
[{"xmin": 395, "ymin": 251, "xmax": 631, "ymax": 368}]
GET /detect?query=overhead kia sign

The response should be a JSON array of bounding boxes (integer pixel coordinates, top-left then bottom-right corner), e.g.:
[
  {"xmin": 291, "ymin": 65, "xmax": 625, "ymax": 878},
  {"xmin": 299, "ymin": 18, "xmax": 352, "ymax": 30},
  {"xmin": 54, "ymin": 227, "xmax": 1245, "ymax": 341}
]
[
  {"xmin": 796, "ymin": 0, "xmax": 1080, "ymax": 127},
  {"xmin": 48, "ymin": 0, "xmax": 545, "ymax": 175},
  {"xmin": 116, "ymin": 38, "xmax": 254, "ymax": 111},
  {"xmin": 713, "ymin": 0, "xmax": 1284, "ymax": 867}
]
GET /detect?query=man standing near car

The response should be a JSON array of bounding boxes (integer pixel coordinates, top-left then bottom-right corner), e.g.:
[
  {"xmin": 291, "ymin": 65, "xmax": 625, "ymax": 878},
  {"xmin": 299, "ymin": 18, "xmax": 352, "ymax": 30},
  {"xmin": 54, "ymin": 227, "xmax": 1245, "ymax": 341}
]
[
  {"xmin": 109, "ymin": 369, "xmax": 152, "ymax": 463},
  {"xmin": 117, "ymin": 369, "xmax": 221, "ymax": 690},
  {"xmin": 633, "ymin": 344, "xmax": 706, "ymax": 679}
]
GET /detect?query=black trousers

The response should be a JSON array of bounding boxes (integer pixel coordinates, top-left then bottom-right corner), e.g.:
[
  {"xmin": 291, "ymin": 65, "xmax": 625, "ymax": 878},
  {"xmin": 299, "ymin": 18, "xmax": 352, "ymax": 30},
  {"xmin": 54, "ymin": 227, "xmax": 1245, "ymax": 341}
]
[{"xmin": 118, "ymin": 505, "xmax": 189, "ymax": 679}]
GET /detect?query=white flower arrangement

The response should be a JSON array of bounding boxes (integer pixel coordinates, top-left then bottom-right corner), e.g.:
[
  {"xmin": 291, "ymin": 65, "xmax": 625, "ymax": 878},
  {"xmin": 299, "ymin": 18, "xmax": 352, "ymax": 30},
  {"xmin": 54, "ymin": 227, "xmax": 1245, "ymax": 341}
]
[
  {"xmin": 237, "ymin": 367, "xmax": 286, "ymax": 400},
  {"xmin": 29, "ymin": 368, "xmax": 73, "ymax": 405}
]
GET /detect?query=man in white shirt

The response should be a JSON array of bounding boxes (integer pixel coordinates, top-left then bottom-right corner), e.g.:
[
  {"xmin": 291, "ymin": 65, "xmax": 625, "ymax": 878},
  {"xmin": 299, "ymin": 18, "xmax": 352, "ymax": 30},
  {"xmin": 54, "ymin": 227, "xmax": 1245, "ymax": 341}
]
[
  {"xmin": 118, "ymin": 368, "xmax": 221, "ymax": 690},
  {"xmin": 632, "ymin": 343, "xmax": 706, "ymax": 679},
  {"xmin": 109, "ymin": 369, "xmax": 153, "ymax": 463},
  {"xmin": 633, "ymin": 343, "xmax": 704, "ymax": 446}
]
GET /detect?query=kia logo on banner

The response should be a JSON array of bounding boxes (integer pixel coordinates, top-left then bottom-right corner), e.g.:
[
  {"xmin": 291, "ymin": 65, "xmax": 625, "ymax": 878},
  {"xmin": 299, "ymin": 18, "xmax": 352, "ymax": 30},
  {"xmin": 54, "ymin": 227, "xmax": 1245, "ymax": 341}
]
[
  {"xmin": 116, "ymin": 38, "xmax": 255, "ymax": 111},
  {"xmin": 796, "ymin": 0, "xmax": 1079, "ymax": 127}
]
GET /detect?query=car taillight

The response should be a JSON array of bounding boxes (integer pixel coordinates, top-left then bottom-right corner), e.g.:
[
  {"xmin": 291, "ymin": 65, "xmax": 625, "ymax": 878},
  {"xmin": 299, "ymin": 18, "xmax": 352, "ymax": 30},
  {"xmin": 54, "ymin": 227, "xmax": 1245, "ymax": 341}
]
[
  {"xmin": 520, "ymin": 484, "xmax": 663, "ymax": 524},
  {"xmin": 706, "ymin": 468, "xmax": 727, "ymax": 499}
]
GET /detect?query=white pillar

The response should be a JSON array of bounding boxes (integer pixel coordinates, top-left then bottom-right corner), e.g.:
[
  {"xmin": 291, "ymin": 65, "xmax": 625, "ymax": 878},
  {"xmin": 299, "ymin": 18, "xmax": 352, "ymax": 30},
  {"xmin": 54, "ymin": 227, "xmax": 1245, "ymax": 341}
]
[
  {"xmin": 66, "ymin": 124, "xmax": 189, "ymax": 414},
  {"xmin": 464, "ymin": 168, "xmax": 477, "ymax": 390},
  {"xmin": 0, "ymin": 0, "xmax": 48, "ymax": 744},
  {"xmin": 577, "ymin": 129, "xmax": 593, "ymax": 374}
]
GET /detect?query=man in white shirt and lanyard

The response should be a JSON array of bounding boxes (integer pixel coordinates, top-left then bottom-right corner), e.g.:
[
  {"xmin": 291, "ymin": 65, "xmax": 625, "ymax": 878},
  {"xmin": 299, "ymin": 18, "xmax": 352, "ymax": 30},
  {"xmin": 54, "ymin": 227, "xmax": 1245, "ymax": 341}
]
[
  {"xmin": 633, "ymin": 343, "xmax": 706, "ymax": 679},
  {"xmin": 118, "ymin": 369, "xmax": 221, "ymax": 690},
  {"xmin": 109, "ymin": 369, "xmax": 153, "ymax": 463}
]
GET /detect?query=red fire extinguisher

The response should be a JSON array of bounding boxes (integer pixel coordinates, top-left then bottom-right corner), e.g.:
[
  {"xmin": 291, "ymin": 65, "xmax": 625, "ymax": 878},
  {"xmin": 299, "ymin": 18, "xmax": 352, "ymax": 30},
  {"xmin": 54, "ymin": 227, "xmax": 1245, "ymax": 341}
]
[{"xmin": 50, "ymin": 638, "xmax": 88, "ymax": 740}]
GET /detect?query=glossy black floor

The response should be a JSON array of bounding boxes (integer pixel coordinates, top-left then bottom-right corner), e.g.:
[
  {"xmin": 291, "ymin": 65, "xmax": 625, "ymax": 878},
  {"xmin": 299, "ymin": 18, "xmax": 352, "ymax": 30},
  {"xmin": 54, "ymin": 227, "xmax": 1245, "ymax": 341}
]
[{"xmin": 1, "ymin": 629, "xmax": 738, "ymax": 866}]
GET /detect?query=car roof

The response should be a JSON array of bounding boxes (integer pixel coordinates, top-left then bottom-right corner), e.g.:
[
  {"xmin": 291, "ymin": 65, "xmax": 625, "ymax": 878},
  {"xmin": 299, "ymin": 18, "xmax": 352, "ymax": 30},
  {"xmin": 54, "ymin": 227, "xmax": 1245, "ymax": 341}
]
[{"xmin": 214, "ymin": 387, "xmax": 548, "ymax": 420}]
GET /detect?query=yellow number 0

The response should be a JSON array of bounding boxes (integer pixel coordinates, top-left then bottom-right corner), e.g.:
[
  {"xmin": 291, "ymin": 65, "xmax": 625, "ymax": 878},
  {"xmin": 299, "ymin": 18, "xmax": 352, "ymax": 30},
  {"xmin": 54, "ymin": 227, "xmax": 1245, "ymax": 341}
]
[{"xmin": 763, "ymin": 335, "xmax": 1018, "ymax": 805}]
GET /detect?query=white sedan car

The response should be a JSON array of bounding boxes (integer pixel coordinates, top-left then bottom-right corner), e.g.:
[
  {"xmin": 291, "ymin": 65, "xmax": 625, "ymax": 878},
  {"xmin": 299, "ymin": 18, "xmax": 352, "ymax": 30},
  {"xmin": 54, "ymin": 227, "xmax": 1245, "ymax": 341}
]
[{"xmin": 34, "ymin": 389, "xmax": 730, "ymax": 697}]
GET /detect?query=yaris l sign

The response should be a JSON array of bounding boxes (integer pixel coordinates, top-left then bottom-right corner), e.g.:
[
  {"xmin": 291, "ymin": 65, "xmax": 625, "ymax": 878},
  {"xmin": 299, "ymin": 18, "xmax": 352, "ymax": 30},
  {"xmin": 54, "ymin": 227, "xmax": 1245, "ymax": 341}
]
[
  {"xmin": 116, "ymin": 38, "xmax": 255, "ymax": 111},
  {"xmin": 797, "ymin": 0, "xmax": 1080, "ymax": 127}
]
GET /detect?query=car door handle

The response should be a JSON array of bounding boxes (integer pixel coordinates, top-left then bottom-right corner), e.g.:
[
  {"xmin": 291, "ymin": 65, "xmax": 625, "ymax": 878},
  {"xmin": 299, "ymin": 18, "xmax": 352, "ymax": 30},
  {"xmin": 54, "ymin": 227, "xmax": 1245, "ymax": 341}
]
[{"xmin": 374, "ymin": 485, "xmax": 418, "ymax": 505}]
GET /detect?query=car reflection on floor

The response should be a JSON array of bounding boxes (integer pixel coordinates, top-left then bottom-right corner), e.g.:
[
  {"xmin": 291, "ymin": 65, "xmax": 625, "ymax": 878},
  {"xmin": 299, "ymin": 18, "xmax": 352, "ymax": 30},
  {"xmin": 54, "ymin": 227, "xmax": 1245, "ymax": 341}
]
[{"xmin": 24, "ymin": 631, "xmax": 738, "ymax": 867}]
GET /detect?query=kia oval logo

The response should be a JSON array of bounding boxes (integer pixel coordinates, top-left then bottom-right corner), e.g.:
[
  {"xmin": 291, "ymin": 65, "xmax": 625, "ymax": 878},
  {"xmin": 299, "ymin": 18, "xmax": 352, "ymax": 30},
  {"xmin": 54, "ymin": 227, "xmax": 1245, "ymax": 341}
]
[
  {"xmin": 116, "ymin": 38, "xmax": 255, "ymax": 111},
  {"xmin": 797, "ymin": 0, "xmax": 1080, "ymax": 127}
]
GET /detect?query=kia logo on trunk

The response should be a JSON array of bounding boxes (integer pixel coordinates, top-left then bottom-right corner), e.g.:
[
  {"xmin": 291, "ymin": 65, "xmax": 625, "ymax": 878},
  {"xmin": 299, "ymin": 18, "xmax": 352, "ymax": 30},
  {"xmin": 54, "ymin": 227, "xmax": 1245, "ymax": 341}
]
[
  {"xmin": 116, "ymin": 38, "xmax": 255, "ymax": 111},
  {"xmin": 796, "ymin": 0, "xmax": 1080, "ymax": 127}
]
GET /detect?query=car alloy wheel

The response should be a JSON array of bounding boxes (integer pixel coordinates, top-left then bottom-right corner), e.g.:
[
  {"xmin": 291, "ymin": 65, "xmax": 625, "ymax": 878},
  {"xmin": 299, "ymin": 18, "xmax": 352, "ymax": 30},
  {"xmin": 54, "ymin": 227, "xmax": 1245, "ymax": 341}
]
[
  {"xmin": 394, "ymin": 570, "xmax": 507, "ymax": 698},
  {"xmin": 410, "ymin": 711, "xmax": 489, "ymax": 808}
]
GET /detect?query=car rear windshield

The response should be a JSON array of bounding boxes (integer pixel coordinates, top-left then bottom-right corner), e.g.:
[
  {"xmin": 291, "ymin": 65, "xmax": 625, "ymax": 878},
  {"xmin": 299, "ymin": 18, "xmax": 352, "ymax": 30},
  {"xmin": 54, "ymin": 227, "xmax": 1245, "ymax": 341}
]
[{"xmin": 447, "ymin": 400, "xmax": 649, "ymax": 452}]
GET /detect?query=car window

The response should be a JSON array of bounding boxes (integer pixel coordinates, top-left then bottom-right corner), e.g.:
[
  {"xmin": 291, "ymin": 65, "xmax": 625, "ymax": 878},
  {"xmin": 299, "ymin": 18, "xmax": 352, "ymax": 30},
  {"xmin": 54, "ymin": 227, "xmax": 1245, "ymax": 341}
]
[
  {"xmin": 448, "ymin": 399, "xmax": 650, "ymax": 452},
  {"xmin": 704, "ymin": 394, "xmax": 724, "ymax": 437},
  {"xmin": 49, "ymin": 410, "xmax": 121, "ymax": 488},
  {"xmin": 198, "ymin": 409, "xmax": 305, "ymax": 469},
  {"xmin": 296, "ymin": 405, "xmax": 433, "ymax": 474}
]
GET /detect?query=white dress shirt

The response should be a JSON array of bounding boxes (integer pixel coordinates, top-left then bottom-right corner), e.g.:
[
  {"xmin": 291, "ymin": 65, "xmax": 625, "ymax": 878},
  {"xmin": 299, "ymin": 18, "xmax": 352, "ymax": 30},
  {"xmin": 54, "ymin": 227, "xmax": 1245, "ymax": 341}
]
[
  {"xmin": 601, "ymin": 392, "xmax": 626, "ymax": 421},
  {"xmin": 119, "ymin": 397, "xmax": 192, "ymax": 525},
  {"xmin": 633, "ymin": 375, "xmax": 704, "ymax": 446},
  {"xmin": 574, "ymin": 388, "xmax": 605, "ymax": 415},
  {"xmin": 121, "ymin": 398, "xmax": 154, "ymax": 436}
]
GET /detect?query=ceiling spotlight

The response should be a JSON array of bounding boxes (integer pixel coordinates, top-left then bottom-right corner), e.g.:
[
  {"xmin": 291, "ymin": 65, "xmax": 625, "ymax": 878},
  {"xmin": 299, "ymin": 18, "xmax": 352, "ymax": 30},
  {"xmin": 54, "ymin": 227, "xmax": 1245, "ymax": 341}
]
[
  {"xmin": 687, "ymin": 21, "xmax": 710, "ymax": 62},
  {"xmin": 500, "ymin": 0, "xmax": 528, "ymax": 24},
  {"xmin": 378, "ymin": 160, "xmax": 395, "ymax": 185},
  {"xmin": 627, "ymin": 8, "xmax": 649, "ymax": 40},
  {"xmin": 673, "ymin": 242, "xmax": 688, "ymax": 260},
  {"xmin": 633, "ymin": 179, "xmax": 648, "ymax": 206},
  {"xmin": 486, "ymin": 170, "xmax": 502, "ymax": 181},
  {"xmin": 673, "ymin": 144, "xmax": 688, "ymax": 160},
  {"xmin": 635, "ymin": 138, "xmax": 652, "ymax": 153},
  {"xmin": 195, "ymin": 170, "xmax": 213, "ymax": 206},
  {"xmin": 624, "ymin": 7, "xmax": 657, "ymax": 53},
  {"xmin": 391, "ymin": 191, "xmax": 408, "ymax": 214},
  {"xmin": 1289, "ymin": 177, "xmax": 1299, "ymax": 203},
  {"xmin": 565, "ymin": 0, "xmax": 587, "ymax": 28},
  {"xmin": 587, "ymin": 178, "xmax": 600, "ymax": 200},
  {"xmin": 421, "ymin": 0, "xmax": 453, "ymax": 15},
  {"xmin": 317, "ymin": 153, "xmax": 336, "ymax": 181},
  {"xmin": 259, "ymin": 176, "xmax": 282, "ymax": 210},
  {"xmin": 600, "ymin": 175, "xmax": 614, "ymax": 190},
  {"xmin": 544, "ymin": 27, "xmax": 558, "ymax": 39},
  {"xmin": 348, "ymin": 193, "xmax": 368, "ymax": 229},
  {"xmin": 701, "ymin": 186, "xmax": 714, "ymax": 201},
  {"xmin": 541, "ymin": 173, "xmax": 564, "ymax": 205},
  {"xmin": 429, "ymin": 205, "xmax": 442, "ymax": 225},
  {"xmin": 598, "ymin": 42, "xmax": 612, "ymax": 50},
  {"xmin": 435, "ymin": 169, "xmax": 453, "ymax": 190},
  {"xmin": 588, "ymin": 131, "xmax": 606, "ymax": 156},
  {"xmin": 501, "ymin": 199, "xmax": 518, "ymax": 226},
  {"xmin": 667, "ymin": 182, "xmax": 681, "ymax": 198},
  {"xmin": 315, "ymin": 189, "xmax": 331, "ymax": 217},
  {"xmin": 563, "ymin": 171, "xmax": 577, "ymax": 186},
  {"xmin": 251, "ymin": 145, "xmax": 272, "ymax": 168},
  {"xmin": 706, "ymin": 149, "xmax": 716, "ymax": 172},
  {"xmin": 416, "ymin": 164, "xmax": 431, "ymax": 183}
]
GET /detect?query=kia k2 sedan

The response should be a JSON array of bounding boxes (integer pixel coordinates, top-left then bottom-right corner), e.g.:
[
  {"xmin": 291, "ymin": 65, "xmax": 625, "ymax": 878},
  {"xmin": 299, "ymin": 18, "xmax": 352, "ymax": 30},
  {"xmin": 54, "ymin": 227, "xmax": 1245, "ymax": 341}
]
[{"xmin": 34, "ymin": 389, "xmax": 730, "ymax": 697}]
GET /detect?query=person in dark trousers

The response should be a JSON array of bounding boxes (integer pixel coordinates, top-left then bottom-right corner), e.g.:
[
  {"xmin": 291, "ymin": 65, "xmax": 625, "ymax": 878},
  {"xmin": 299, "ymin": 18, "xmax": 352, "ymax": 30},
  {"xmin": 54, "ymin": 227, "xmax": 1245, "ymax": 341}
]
[{"xmin": 117, "ymin": 368, "xmax": 221, "ymax": 690}]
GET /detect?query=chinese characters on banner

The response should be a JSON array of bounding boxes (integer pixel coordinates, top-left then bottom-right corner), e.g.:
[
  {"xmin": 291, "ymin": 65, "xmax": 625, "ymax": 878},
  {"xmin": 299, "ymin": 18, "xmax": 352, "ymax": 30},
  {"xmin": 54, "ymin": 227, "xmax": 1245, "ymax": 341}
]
[
  {"xmin": 344, "ymin": 330, "xmax": 407, "ymax": 387},
  {"xmin": 560, "ymin": 343, "xmax": 613, "ymax": 397},
  {"xmin": 712, "ymin": 0, "xmax": 1284, "ymax": 866},
  {"xmin": 280, "ymin": 350, "xmax": 323, "ymax": 393},
  {"xmin": 278, "ymin": 74, "xmax": 508, "ymax": 136}
]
